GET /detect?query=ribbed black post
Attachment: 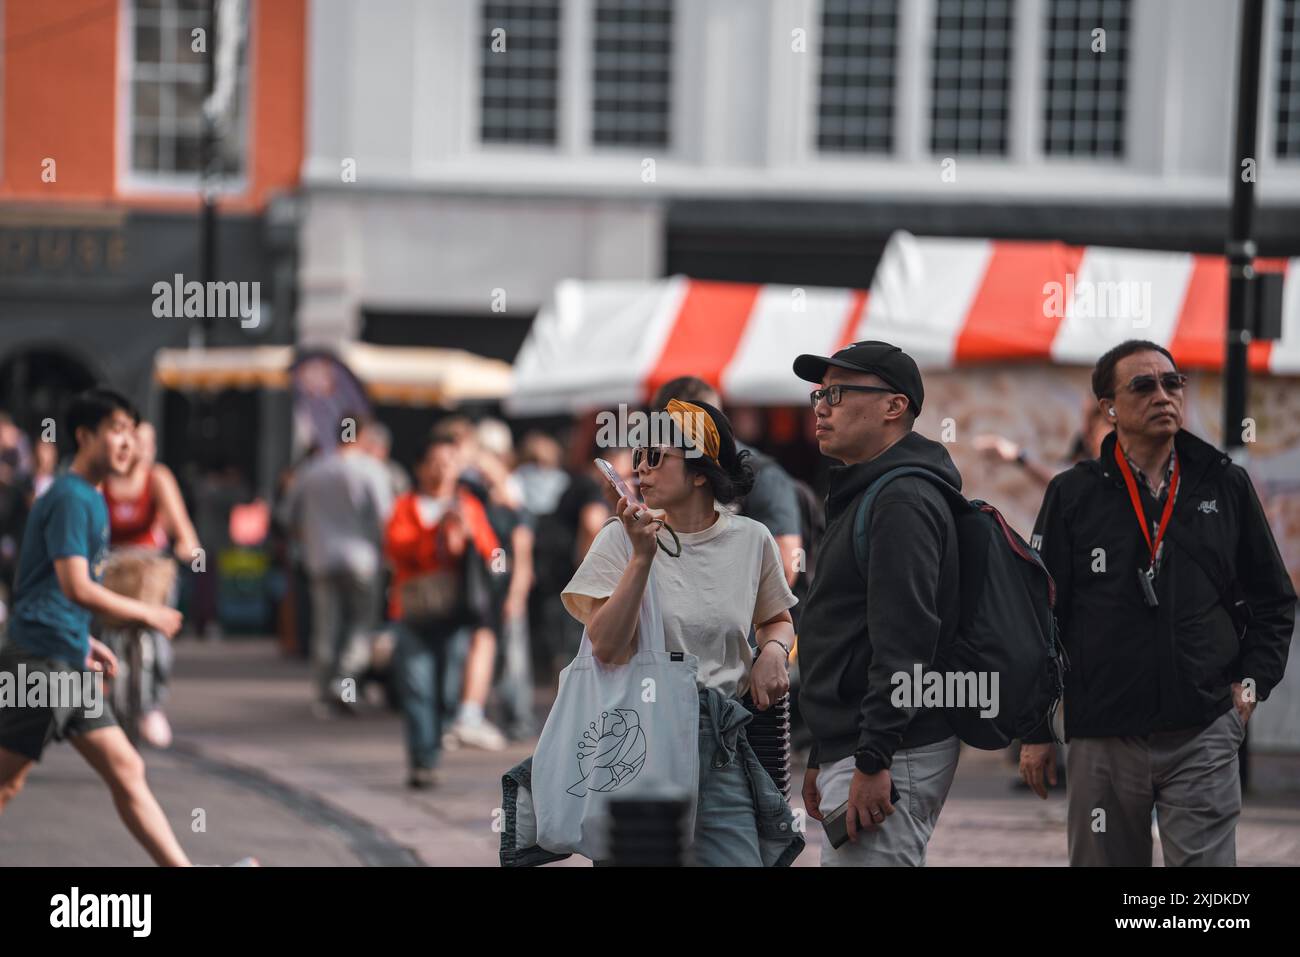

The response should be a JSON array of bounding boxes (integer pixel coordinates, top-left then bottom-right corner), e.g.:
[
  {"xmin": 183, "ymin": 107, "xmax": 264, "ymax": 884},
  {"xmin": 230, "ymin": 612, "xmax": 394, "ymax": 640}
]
[
  {"xmin": 744, "ymin": 693, "xmax": 793, "ymax": 800},
  {"xmin": 607, "ymin": 797, "xmax": 689, "ymax": 867}
]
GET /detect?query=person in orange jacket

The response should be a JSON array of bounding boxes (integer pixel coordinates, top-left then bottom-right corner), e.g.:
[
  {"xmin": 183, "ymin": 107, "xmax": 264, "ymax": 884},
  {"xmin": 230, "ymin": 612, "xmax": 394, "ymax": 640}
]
[{"xmin": 386, "ymin": 434, "xmax": 499, "ymax": 789}]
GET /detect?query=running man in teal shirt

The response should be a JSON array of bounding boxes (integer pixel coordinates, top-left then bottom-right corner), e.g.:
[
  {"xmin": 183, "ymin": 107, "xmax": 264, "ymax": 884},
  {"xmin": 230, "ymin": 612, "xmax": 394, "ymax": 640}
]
[
  {"xmin": 0, "ymin": 389, "xmax": 254, "ymax": 866},
  {"xmin": 9, "ymin": 469, "xmax": 112, "ymax": 668}
]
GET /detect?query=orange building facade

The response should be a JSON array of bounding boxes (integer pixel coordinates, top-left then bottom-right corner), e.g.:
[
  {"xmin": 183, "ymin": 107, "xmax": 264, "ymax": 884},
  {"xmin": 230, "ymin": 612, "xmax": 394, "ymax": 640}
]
[
  {"xmin": 1, "ymin": 0, "xmax": 304, "ymax": 209},
  {"xmin": 0, "ymin": 0, "xmax": 307, "ymax": 491}
]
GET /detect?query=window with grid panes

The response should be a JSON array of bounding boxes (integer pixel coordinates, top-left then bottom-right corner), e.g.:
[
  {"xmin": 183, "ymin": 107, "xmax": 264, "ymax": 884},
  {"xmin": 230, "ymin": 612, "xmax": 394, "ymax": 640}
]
[
  {"xmin": 592, "ymin": 0, "xmax": 673, "ymax": 148},
  {"xmin": 129, "ymin": 0, "xmax": 248, "ymax": 180},
  {"xmin": 1277, "ymin": 0, "xmax": 1300, "ymax": 158},
  {"xmin": 1043, "ymin": 0, "xmax": 1129, "ymax": 157},
  {"xmin": 480, "ymin": 0, "xmax": 561, "ymax": 145},
  {"xmin": 929, "ymin": 0, "xmax": 1014, "ymax": 156},
  {"xmin": 817, "ymin": 0, "xmax": 899, "ymax": 153}
]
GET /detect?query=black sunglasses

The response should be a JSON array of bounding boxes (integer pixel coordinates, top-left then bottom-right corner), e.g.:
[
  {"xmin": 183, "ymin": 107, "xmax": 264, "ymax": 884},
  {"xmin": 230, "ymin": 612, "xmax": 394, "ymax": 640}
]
[
  {"xmin": 1120, "ymin": 372, "xmax": 1188, "ymax": 396},
  {"xmin": 809, "ymin": 384, "xmax": 899, "ymax": 408},
  {"xmin": 632, "ymin": 447, "xmax": 685, "ymax": 470}
]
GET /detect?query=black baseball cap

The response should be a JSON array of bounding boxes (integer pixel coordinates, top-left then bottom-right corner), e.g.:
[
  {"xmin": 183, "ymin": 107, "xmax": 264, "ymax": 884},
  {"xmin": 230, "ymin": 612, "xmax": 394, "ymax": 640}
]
[{"xmin": 793, "ymin": 340, "xmax": 924, "ymax": 414}]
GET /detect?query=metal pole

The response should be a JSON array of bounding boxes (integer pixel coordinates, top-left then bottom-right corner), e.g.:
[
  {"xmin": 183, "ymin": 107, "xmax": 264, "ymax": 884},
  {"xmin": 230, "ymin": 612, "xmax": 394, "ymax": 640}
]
[
  {"xmin": 1225, "ymin": 0, "xmax": 1266, "ymax": 797},
  {"xmin": 191, "ymin": 0, "xmax": 218, "ymax": 350},
  {"xmin": 1223, "ymin": 0, "xmax": 1265, "ymax": 459}
]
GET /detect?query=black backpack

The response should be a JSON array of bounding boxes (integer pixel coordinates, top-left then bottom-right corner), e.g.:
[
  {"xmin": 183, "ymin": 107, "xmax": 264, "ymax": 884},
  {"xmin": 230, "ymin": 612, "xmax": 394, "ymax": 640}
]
[{"xmin": 852, "ymin": 467, "xmax": 1065, "ymax": 749}]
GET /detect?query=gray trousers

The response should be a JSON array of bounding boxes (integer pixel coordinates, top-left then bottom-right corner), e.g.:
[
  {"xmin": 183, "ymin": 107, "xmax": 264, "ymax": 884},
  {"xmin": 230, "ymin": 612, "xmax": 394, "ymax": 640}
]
[
  {"xmin": 816, "ymin": 735, "xmax": 961, "ymax": 866},
  {"xmin": 498, "ymin": 614, "xmax": 536, "ymax": 738},
  {"xmin": 308, "ymin": 569, "xmax": 381, "ymax": 704},
  {"xmin": 1066, "ymin": 707, "xmax": 1246, "ymax": 867}
]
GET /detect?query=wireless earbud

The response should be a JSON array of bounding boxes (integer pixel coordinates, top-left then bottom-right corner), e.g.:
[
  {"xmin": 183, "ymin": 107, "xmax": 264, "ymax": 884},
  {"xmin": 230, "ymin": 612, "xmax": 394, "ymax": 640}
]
[{"xmin": 1108, "ymin": 408, "xmax": 1117, "ymax": 418}]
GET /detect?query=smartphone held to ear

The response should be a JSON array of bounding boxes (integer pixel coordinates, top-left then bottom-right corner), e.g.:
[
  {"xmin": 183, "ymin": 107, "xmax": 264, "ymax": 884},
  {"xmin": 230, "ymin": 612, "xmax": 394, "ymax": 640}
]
[
  {"xmin": 595, "ymin": 457, "xmax": 638, "ymax": 506},
  {"xmin": 595, "ymin": 457, "xmax": 683, "ymax": 557}
]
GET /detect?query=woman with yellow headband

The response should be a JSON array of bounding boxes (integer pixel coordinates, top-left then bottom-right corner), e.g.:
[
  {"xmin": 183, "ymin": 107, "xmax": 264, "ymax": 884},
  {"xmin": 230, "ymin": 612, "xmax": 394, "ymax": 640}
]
[{"xmin": 562, "ymin": 398, "xmax": 803, "ymax": 866}]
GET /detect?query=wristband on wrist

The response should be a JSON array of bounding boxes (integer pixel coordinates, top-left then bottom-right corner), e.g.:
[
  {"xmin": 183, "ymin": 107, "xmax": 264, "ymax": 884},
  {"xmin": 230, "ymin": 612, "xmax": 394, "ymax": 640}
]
[{"xmin": 761, "ymin": 639, "xmax": 791, "ymax": 660}]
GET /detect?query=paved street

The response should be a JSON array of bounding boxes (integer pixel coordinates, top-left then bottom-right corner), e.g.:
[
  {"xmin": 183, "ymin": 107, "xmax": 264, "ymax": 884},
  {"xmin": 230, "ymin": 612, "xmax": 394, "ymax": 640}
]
[
  {"xmin": 0, "ymin": 732, "xmax": 375, "ymax": 866},
  {"xmin": 3, "ymin": 637, "xmax": 1298, "ymax": 866}
]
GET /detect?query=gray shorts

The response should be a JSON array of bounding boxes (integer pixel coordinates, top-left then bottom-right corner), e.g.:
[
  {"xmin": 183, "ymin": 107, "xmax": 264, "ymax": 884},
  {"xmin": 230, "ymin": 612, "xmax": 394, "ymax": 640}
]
[{"xmin": 0, "ymin": 646, "xmax": 118, "ymax": 762}]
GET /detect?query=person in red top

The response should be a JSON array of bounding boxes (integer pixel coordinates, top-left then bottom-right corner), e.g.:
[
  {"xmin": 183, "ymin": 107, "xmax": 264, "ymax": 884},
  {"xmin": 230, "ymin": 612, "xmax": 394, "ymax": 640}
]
[
  {"xmin": 104, "ymin": 423, "xmax": 200, "ymax": 557},
  {"xmin": 386, "ymin": 435, "xmax": 498, "ymax": 789},
  {"xmin": 101, "ymin": 421, "xmax": 201, "ymax": 749}
]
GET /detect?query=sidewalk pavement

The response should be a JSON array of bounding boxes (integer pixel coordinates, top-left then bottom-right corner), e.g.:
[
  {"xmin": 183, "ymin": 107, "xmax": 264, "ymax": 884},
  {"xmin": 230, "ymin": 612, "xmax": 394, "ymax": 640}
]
[
  {"xmin": 0, "ymin": 735, "xmax": 369, "ymax": 866},
  {"xmin": 18, "ymin": 637, "xmax": 1298, "ymax": 867}
]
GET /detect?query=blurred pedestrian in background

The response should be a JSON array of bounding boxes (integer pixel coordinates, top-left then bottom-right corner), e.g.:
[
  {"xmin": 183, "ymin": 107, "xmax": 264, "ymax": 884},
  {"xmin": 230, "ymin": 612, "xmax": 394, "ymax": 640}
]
[
  {"xmin": 359, "ymin": 420, "xmax": 410, "ymax": 501},
  {"xmin": 30, "ymin": 438, "xmax": 59, "ymax": 502},
  {"xmin": 103, "ymin": 421, "xmax": 201, "ymax": 749},
  {"xmin": 455, "ymin": 418, "xmax": 536, "ymax": 744},
  {"xmin": 386, "ymin": 434, "xmax": 499, "ymax": 788},
  {"xmin": 975, "ymin": 395, "xmax": 1113, "ymax": 790},
  {"xmin": 0, "ymin": 412, "xmax": 33, "ymax": 479},
  {"xmin": 285, "ymin": 416, "xmax": 394, "ymax": 716},
  {"xmin": 513, "ymin": 430, "xmax": 574, "ymax": 692},
  {"xmin": 532, "ymin": 444, "xmax": 633, "ymax": 680},
  {"xmin": 975, "ymin": 396, "xmax": 1112, "ymax": 490},
  {"xmin": 189, "ymin": 462, "xmax": 247, "ymax": 641},
  {"xmin": 513, "ymin": 431, "xmax": 569, "ymax": 518},
  {"xmin": 428, "ymin": 419, "xmax": 514, "ymax": 749},
  {"xmin": 0, "ymin": 412, "xmax": 35, "ymax": 621},
  {"xmin": 420, "ymin": 417, "xmax": 508, "ymax": 749},
  {"xmin": 271, "ymin": 449, "xmax": 317, "ymax": 659}
]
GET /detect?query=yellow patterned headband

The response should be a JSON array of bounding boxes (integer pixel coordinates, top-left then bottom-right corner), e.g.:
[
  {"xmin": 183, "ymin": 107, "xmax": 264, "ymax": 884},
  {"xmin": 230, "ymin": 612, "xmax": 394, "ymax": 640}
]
[{"xmin": 665, "ymin": 398, "xmax": 721, "ymax": 464}]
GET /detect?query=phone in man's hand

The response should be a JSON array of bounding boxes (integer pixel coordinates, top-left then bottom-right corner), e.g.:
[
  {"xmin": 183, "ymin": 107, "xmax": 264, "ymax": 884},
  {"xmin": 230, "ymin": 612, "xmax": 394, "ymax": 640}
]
[{"xmin": 822, "ymin": 781, "xmax": 902, "ymax": 849}]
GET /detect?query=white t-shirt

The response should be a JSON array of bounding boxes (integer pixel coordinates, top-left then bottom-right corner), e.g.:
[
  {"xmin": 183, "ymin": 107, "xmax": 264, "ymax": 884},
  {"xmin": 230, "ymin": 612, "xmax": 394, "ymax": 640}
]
[
  {"xmin": 562, "ymin": 506, "xmax": 797, "ymax": 699},
  {"xmin": 414, "ymin": 495, "xmax": 453, "ymax": 527}
]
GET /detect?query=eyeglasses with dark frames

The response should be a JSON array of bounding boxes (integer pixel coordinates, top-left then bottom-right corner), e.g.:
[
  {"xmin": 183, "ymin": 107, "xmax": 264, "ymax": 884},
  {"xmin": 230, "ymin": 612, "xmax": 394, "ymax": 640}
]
[
  {"xmin": 809, "ymin": 384, "xmax": 900, "ymax": 408},
  {"xmin": 1116, "ymin": 373, "xmax": 1188, "ymax": 397}
]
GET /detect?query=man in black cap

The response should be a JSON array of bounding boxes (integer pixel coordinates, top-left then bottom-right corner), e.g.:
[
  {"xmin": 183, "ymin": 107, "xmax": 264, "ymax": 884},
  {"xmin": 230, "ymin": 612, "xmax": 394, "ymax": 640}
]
[{"xmin": 792, "ymin": 341, "xmax": 962, "ymax": 866}]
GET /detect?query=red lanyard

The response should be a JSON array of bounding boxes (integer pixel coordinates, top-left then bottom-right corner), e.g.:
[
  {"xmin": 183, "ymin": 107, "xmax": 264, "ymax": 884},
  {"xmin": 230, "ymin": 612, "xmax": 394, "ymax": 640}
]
[{"xmin": 1113, "ymin": 442, "xmax": 1180, "ymax": 571}]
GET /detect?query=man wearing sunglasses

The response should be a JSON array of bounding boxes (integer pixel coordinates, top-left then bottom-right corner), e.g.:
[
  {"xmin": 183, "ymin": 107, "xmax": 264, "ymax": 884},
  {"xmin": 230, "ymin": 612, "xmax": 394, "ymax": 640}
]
[
  {"xmin": 791, "ymin": 341, "xmax": 963, "ymax": 866},
  {"xmin": 1020, "ymin": 339, "xmax": 1295, "ymax": 866}
]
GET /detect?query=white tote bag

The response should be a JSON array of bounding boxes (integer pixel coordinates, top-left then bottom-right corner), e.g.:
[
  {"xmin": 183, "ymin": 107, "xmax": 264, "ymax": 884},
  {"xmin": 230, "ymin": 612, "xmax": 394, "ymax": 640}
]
[{"xmin": 532, "ymin": 526, "xmax": 700, "ymax": 860}]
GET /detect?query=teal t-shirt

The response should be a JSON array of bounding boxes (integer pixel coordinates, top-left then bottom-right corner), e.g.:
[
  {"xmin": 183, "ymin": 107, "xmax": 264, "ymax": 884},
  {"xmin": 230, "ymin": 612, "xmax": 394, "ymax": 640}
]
[{"xmin": 9, "ymin": 473, "xmax": 109, "ymax": 668}]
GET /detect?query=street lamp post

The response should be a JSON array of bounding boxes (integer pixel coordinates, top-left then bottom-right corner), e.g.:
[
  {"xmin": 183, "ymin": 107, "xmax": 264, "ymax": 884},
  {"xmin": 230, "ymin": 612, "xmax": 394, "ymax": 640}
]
[
  {"xmin": 1223, "ymin": 0, "xmax": 1267, "ymax": 796},
  {"xmin": 191, "ymin": 0, "xmax": 219, "ymax": 351},
  {"xmin": 1223, "ymin": 0, "xmax": 1265, "ymax": 461}
]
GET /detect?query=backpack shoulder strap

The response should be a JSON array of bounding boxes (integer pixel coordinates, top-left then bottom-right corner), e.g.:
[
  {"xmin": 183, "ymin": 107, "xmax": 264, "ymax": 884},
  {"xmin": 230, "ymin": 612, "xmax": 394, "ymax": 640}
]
[{"xmin": 851, "ymin": 467, "xmax": 964, "ymax": 579}]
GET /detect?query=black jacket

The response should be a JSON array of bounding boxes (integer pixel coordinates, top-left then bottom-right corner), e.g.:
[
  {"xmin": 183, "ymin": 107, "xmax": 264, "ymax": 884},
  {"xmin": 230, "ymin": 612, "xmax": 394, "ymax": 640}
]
[
  {"xmin": 1026, "ymin": 429, "xmax": 1295, "ymax": 742},
  {"xmin": 799, "ymin": 431, "xmax": 959, "ymax": 772}
]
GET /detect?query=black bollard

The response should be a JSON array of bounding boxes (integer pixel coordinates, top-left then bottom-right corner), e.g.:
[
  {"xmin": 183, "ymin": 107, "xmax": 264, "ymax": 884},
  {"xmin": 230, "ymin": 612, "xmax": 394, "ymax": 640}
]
[{"xmin": 607, "ymin": 796, "xmax": 690, "ymax": 867}]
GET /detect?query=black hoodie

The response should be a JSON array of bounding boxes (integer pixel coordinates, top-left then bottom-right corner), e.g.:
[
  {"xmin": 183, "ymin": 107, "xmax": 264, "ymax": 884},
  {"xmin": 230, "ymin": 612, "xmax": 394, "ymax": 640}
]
[{"xmin": 798, "ymin": 431, "xmax": 961, "ymax": 772}]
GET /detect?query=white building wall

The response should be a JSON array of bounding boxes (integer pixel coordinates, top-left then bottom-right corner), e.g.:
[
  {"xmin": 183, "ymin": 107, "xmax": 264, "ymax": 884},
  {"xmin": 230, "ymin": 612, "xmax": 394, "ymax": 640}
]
[{"xmin": 297, "ymin": 0, "xmax": 1300, "ymax": 345}]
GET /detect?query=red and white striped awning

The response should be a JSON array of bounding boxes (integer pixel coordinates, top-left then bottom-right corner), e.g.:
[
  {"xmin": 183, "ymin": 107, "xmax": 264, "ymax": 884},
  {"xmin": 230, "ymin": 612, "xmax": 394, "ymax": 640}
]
[{"xmin": 507, "ymin": 231, "xmax": 1300, "ymax": 414}]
